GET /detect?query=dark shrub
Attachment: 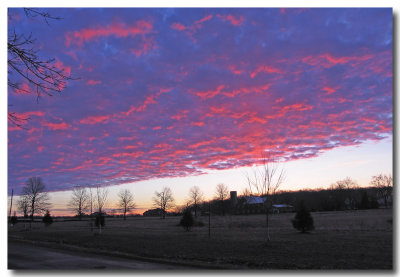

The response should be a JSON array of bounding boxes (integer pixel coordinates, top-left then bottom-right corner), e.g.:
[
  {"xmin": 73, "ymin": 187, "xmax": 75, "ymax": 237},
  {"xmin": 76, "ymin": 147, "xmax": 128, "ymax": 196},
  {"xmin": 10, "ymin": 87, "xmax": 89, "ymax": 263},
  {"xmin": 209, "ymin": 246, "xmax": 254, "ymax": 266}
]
[
  {"xmin": 42, "ymin": 210, "xmax": 53, "ymax": 226},
  {"xmin": 180, "ymin": 209, "xmax": 194, "ymax": 231},
  {"xmin": 292, "ymin": 201, "xmax": 314, "ymax": 233},
  {"xmin": 194, "ymin": 220, "xmax": 204, "ymax": 227},
  {"xmin": 359, "ymin": 190, "xmax": 370, "ymax": 209},
  {"xmin": 10, "ymin": 215, "xmax": 18, "ymax": 225},
  {"xmin": 95, "ymin": 213, "xmax": 105, "ymax": 227}
]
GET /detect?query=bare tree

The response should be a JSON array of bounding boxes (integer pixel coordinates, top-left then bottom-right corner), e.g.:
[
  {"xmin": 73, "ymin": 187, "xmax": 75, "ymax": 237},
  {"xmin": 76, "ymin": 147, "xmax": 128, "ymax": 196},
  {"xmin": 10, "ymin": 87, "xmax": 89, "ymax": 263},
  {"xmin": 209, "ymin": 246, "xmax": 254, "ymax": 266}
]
[
  {"xmin": 8, "ymin": 8, "xmax": 74, "ymax": 127},
  {"xmin": 174, "ymin": 203, "xmax": 189, "ymax": 214},
  {"xmin": 240, "ymin": 187, "xmax": 252, "ymax": 197},
  {"xmin": 118, "ymin": 189, "xmax": 136, "ymax": 220},
  {"xmin": 188, "ymin": 186, "xmax": 204, "ymax": 217},
  {"xmin": 21, "ymin": 177, "xmax": 50, "ymax": 220},
  {"xmin": 95, "ymin": 186, "xmax": 108, "ymax": 215},
  {"xmin": 371, "ymin": 174, "xmax": 393, "ymax": 208},
  {"xmin": 94, "ymin": 186, "xmax": 108, "ymax": 234},
  {"xmin": 245, "ymin": 154, "xmax": 285, "ymax": 242},
  {"xmin": 88, "ymin": 187, "xmax": 94, "ymax": 232},
  {"xmin": 68, "ymin": 186, "xmax": 89, "ymax": 219},
  {"xmin": 17, "ymin": 195, "xmax": 29, "ymax": 218},
  {"xmin": 328, "ymin": 182, "xmax": 347, "ymax": 210},
  {"xmin": 215, "ymin": 183, "xmax": 229, "ymax": 215},
  {"xmin": 335, "ymin": 177, "xmax": 359, "ymax": 209},
  {"xmin": 153, "ymin": 187, "xmax": 175, "ymax": 219}
]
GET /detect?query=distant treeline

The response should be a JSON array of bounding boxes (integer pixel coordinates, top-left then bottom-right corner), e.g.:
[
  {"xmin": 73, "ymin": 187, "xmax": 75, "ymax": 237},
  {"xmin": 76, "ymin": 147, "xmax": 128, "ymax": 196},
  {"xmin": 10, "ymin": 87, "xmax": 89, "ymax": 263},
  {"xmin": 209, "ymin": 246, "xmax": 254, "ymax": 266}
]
[
  {"xmin": 180, "ymin": 186, "xmax": 391, "ymax": 216},
  {"xmin": 273, "ymin": 186, "xmax": 387, "ymax": 212}
]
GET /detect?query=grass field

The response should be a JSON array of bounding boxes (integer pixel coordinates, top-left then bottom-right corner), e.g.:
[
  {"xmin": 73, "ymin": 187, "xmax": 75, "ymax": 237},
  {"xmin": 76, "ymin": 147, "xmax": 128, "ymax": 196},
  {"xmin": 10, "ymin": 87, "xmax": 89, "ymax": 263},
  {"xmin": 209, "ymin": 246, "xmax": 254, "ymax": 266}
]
[{"xmin": 8, "ymin": 209, "xmax": 393, "ymax": 269}]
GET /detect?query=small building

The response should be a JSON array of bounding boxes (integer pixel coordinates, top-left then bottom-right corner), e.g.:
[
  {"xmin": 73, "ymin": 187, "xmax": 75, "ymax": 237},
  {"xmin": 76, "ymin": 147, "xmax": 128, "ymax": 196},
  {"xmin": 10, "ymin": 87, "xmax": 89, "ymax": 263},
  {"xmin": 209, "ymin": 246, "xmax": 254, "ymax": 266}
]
[
  {"xmin": 244, "ymin": 195, "xmax": 266, "ymax": 205},
  {"xmin": 235, "ymin": 195, "xmax": 266, "ymax": 214},
  {"xmin": 232, "ymin": 195, "xmax": 294, "ymax": 215}
]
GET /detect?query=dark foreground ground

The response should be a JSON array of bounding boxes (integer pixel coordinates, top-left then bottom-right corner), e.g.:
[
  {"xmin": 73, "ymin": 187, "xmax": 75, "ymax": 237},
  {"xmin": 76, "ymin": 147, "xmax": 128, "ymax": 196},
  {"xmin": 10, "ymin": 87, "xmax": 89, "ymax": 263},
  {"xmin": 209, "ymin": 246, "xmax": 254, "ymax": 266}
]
[
  {"xmin": 8, "ymin": 240, "xmax": 197, "ymax": 270},
  {"xmin": 8, "ymin": 209, "xmax": 393, "ymax": 270}
]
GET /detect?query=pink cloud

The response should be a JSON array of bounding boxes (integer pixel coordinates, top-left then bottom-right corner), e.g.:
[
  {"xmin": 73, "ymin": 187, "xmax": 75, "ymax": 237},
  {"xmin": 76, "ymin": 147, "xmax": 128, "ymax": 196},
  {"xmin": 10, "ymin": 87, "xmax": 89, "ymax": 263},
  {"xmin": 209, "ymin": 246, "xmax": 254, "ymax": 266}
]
[
  {"xmin": 14, "ymin": 83, "xmax": 34, "ymax": 94},
  {"xmin": 191, "ymin": 121, "xmax": 205, "ymax": 127},
  {"xmin": 44, "ymin": 121, "xmax": 71, "ymax": 131},
  {"xmin": 125, "ymin": 87, "xmax": 172, "ymax": 116},
  {"xmin": 171, "ymin": 22, "xmax": 187, "ymax": 31},
  {"xmin": 321, "ymin": 86, "xmax": 337, "ymax": 95},
  {"xmin": 22, "ymin": 111, "xmax": 45, "ymax": 117},
  {"xmin": 131, "ymin": 36, "xmax": 157, "ymax": 57},
  {"xmin": 227, "ymin": 65, "xmax": 244, "ymax": 75},
  {"xmin": 170, "ymin": 14, "xmax": 213, "ymax": 42},
  {"xmin": 250, "ymin": 65, "xmax": 284, "ymax": 78},
  {"xmin": 222, "ymin": 83, "xmax": 271, "ymax": 98},
  {"xmin": 302, "ymin": 53, "xmax": 374, "ymax": 68},
  {"xmin": 86, "ymin": 79, "xmax": 102, "ymax": 85},
  {"xmin": 194, "ymin": 85, "xmax": 225, "ymax": 99},
  {"xmin": 54, "ymin": 59, "xmax": 71, "ymax": 76},
  {"xmin": 194, "ymin": 14, "xmax": 213, "ymax": 26},
  {"xmin": 66, "ymin": 20, "xmax": 153, "ymax": 47},
  {"xmin": 217, "ymin": 14, "xmax": 245, "ymax": 26},
  {"xmin": 171, "ymin": 110, "xmax": 189, "ymax": 120},
  {"xmin": 79, "ymin": 115, "xmax": 110, "ymax": 125}
]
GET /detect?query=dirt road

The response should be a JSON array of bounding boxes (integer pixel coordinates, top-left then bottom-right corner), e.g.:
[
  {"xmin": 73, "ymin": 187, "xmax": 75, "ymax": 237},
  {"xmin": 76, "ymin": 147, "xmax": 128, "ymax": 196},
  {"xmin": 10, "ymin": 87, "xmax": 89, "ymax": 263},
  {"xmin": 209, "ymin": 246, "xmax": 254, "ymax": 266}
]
[{"xmin": 8, "ymin": 240, "xmax": 196, "ymax": 270}]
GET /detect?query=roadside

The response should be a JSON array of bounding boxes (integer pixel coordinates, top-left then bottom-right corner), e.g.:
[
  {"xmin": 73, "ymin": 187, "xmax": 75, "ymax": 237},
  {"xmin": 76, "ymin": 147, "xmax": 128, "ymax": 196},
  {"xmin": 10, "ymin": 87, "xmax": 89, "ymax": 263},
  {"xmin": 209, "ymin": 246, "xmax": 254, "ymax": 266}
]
[{"xmin": 8, "ymin": 238, "xmax": 227, "ymax": 270}]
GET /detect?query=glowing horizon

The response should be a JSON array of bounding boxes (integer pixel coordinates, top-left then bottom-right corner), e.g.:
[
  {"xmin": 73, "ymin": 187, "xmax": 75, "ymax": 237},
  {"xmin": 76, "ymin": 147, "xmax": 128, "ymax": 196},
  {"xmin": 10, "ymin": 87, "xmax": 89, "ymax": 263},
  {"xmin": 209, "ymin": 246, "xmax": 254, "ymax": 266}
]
[
  {"xmin": 9, "ymin": 138, "xmax": 392, "ymax": 217},
  {"xmin": 7, "ymin": 8, "xmax": 392, "ymax": 216}
]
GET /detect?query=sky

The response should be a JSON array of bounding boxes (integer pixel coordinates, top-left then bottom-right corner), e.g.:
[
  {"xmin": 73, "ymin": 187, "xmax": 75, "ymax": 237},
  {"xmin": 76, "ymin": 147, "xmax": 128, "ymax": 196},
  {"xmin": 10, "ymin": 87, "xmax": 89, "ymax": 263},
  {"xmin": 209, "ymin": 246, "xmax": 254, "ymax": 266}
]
[{"xmin": 7, "ymin": 8, "xmax": 393, "ymax": 215}]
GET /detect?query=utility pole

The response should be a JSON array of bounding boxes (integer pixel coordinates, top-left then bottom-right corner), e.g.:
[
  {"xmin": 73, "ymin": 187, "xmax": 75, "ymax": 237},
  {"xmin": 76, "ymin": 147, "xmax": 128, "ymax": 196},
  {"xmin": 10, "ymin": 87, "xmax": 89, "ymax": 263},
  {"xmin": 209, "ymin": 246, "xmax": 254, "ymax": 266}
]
[
  {"xmin": 208, "ymin": 201, "xmax": 211, "ymax": 238},
  {"xmin": 9, "ymin": 189, "xmax": 14, "ymax": 219}
]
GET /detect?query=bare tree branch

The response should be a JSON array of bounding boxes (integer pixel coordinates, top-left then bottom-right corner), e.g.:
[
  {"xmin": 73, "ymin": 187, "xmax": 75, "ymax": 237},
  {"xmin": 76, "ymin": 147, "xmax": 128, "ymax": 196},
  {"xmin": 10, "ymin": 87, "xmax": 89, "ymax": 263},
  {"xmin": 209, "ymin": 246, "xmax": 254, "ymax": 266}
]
[
  {"xmin": 188, "ymin": 186, "xmax": 204, "ymax": 217},
  {"xmin": 21, "ymin": 176, "xmax": 51, "ymax": 220},
  {"xmin": 8, "ymin": 8, "xmax": 77, "ymax": 128},
  {"xmin": 152, "ymin": 187, "xmax": 175, "ymax": 219},
  {"xmin": 371, "ymin": 174, "xmax": 393, "ymax": 208},
  {"xmin": 118, "ymin": 189, "xmax": 136, "ymax": 220},
  {"xmin": 68, "ymin": 186, "xmax": 89, "ymax": 219},
  {"xmin": 245, "ymin": 153, "xmax": 285, "ymax": 242}
]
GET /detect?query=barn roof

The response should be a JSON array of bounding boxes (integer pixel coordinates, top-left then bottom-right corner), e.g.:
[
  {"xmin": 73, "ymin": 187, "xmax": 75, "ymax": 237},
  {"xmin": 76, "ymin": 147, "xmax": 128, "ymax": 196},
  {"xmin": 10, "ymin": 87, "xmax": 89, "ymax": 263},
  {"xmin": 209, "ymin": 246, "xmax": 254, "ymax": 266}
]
[{"xmin": 244, "ymin": 196, "xmax": 265, "ymax": 204}]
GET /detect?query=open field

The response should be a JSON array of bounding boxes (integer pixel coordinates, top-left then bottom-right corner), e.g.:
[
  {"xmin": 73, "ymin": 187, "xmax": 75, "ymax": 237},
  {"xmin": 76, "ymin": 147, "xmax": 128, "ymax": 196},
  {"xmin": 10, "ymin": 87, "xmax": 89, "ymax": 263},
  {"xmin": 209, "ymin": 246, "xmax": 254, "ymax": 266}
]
[{"xmin": 8, "ymin": 209, "xmax": 392, "ymax": 269}]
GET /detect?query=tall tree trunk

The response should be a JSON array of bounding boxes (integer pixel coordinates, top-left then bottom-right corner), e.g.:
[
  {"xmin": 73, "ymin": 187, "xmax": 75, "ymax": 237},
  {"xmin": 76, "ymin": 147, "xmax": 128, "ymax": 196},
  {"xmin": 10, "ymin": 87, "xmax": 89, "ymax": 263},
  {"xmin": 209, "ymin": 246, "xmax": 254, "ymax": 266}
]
[
  {"xmin": 30, "ymin": 198, "xmax": 35, "ymax": 221},
  {"xmin": 265, "ymin": 205, "xmax": 270, "ymax": 242}
]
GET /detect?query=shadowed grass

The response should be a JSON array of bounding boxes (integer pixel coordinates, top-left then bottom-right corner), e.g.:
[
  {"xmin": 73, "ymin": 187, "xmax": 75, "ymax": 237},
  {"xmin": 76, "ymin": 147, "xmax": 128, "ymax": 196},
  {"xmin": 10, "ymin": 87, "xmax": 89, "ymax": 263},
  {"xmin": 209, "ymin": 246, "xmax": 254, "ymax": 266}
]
[{"xmin": 8, "ymin": 209, "xmax": 392, "ymax": 269}]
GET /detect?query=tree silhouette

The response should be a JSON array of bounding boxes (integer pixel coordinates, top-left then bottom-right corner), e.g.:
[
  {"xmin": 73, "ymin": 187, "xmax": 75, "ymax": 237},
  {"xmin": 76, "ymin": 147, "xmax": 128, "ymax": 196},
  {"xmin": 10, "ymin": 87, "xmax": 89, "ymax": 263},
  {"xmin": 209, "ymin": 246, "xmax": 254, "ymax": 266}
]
[
  {"xmin": 359, "ymin": 190, "xmax": 370, "ymax": 209},
  {"xmin": 95, "ymin": 213, "xmax": 105, "ymax": 228},
  {"xmin": 68, "ymin": 186, "xmax": 89, "ymax": 219},
  {"xmin": 118, "ymin": 189, "xmax": 136, "ymax": 220},
  {"xmin": 246, "ymin": 153, "xmax": 285, "ymax": 242},
  {"xmin": 95, "ymin": 186, "xmax": 108, "ymax": 233},
  {"xmin": 188, "ymin": 186, "xmax": 204, "ymax": 217},
  {"xmin": 152, "ymin": 187, "xmax": 175, "ymax": 219},
  {"xmin": 215, "ymin": 183, "xmax": 229, "ymax": 215},
  {"xmin": 292, "ymin": 200, "xmax": 314, "ymax": 233},
  {"xmin": 180, "ymin": 209, "xmax": 194, "ymax": 231},
  {"xmin": 10, "ymin": 212, "xmax": 18, "ymax": 225},
  {"xmin": 370, "ymin": 174, "xmax": 393, "ymax": 208},
  {"xmin": 8, "ymin": 8, "xmax": 75, "ymax": 127},
  {"xmin": 335, "ymin": 177, "xmax": 359, "ymax": 209},
  {"xmin": 21, "ymin": 177, "xmax": 50, "ymax": 221},
  {"xmin": 42, "ymin": 210, "xmax": 53, "ymax": 226},
  {"xmin": 17, "ymin": 195, "xmax": 29, "ymax": 218}
]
